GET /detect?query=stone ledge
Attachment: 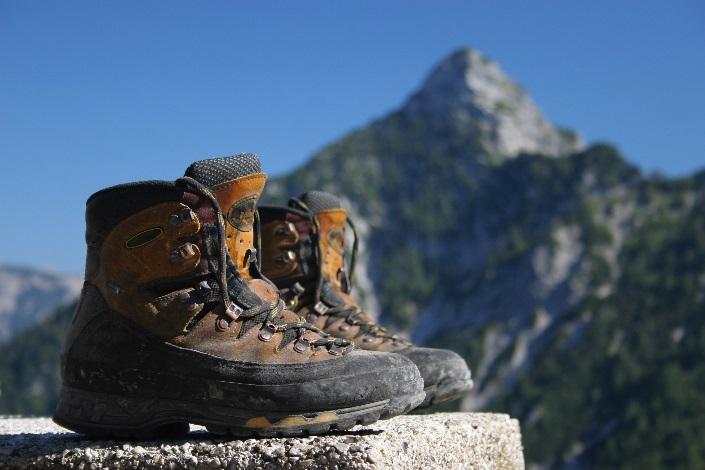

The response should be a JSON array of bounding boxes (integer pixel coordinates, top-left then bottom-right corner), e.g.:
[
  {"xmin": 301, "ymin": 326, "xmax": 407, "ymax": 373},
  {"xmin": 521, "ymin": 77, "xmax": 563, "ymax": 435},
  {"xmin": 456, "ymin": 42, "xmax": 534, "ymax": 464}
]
[{"xmin": 0, "ymin": 412, "xmax": 523, "ymax": 469}]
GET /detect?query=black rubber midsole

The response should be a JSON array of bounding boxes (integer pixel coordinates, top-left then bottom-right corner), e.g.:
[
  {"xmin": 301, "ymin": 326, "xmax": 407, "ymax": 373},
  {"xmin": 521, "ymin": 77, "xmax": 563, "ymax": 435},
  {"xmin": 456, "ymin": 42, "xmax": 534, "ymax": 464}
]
[
  {"xmin": 62, "ymin": 358, "xmax": 414, "ymax": 413},
  {"xmin": 53, "ymin": 385, "xmax": 424, "ymax": 436}
]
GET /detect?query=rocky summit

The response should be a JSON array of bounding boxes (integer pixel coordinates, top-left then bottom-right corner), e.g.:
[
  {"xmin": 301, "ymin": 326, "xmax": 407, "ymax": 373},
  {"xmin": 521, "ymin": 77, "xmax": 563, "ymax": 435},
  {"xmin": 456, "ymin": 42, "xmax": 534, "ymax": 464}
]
[
  {"xmin": 265, "ymin": 48, "xmax": 705, "ymax": 468},
  {"xmin": 404, "ymin": 48, "xmax": 583, "ymax": 159}
]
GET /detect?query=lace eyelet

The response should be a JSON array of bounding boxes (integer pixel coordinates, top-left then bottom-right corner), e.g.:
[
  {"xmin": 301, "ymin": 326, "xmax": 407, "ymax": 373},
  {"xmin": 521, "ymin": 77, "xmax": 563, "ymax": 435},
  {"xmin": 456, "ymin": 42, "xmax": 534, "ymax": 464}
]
[
  {"xmin": 282, "ymin": 282, "xmax": 305, "ymax": 309},
  {"xmin": 215, "ymin": 317, "xmax": 230, "ymax": 332},
  {"xmin": 327, "ymin": 338, "xmax": 350, "ymax": 356},
  {"xmin": 169, "ymin": 243, "xmax": 197, "ymax": 263},
  {"xmin": 293, "ymin": 338, "xmax": 310, "ymax": 353},
  {"xmin": 169, "ymin": 208, "xmax": 195, "ymax": 226},
  {"xmin": 258, "ymin": 322, "xmax": 277, "ymax": 342},
  {"xmin": 274, "ymin": 222, "xmax": 294, "ymax": 239},
  {"xmin": 306, "ymin": 313, "xmax": 319, "ymax": 323}
]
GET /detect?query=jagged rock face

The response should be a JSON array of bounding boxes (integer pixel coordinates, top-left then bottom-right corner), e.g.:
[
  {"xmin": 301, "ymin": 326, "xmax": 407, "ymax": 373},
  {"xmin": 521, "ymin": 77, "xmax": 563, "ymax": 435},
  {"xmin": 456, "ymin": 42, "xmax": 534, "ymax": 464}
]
[
  {"xmin": 0, "ymin": 265, "xmax": 81, "ymax": 343},
  {"xmin": 404, "ymin": 49, "xmax": 583, "ymax": 159}
]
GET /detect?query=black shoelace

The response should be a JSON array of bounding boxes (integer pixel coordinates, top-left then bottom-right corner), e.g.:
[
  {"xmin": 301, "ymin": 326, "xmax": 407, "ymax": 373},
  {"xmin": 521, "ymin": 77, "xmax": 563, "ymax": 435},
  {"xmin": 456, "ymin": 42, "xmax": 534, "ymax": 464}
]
[
  {"xmin": 288, "ymin": 197, "xmax": 411, "ymax": 346},
  {"xmin": 177, "ymin": 177, "xmax": 352, "ymax": 355},
  {"xmin": 319, "ymin": 295, "xmax": 411, "ymax": 345}
]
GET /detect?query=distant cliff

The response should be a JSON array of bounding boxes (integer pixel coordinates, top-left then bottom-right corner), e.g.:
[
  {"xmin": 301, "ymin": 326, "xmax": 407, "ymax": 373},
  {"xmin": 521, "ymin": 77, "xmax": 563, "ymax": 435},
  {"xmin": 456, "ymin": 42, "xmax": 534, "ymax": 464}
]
[{"xmin": 0, "ymin": 265, "xmax": 80, "ymax": 343}]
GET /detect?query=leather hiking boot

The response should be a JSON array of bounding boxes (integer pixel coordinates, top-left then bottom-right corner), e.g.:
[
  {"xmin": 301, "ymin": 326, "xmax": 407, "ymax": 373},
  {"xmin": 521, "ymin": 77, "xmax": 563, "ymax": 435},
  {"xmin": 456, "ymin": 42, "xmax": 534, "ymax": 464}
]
[
  {"xmin": 54, "ymin": 160, "xmax": 424, "ymax": 439},
  {"xmin": 258, "ymin": 190, "xmax": 473, "ymax": 408}
]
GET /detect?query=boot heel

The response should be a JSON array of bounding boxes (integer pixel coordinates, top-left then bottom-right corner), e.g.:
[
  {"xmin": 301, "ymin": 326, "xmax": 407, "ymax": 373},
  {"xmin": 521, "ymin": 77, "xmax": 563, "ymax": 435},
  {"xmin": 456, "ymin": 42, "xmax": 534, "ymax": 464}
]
[{"xmin": 53, "ymin": 385, "xmax": 190, "ymax": 439}]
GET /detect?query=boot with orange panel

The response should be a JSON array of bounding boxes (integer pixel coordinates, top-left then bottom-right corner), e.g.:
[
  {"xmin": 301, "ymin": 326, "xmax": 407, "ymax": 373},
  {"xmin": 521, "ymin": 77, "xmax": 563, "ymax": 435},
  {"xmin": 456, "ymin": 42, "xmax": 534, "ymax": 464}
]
[{"xmin": 258, "ymin": 191, "xmax": 473, "ymax": 407}]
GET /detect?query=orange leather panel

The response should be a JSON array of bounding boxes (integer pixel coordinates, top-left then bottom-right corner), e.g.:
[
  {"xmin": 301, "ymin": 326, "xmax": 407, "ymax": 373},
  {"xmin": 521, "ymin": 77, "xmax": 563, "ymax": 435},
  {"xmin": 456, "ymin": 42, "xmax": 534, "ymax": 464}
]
[
  {"xmin": 93, "ymin": 202, "xmax": 204, "ymax": 338},
  {"xmin": 315, "ymin": 208, "xmax": 348, "ymax": 290},
  {"xmin": 211, "ymin": 173, "xmax": 267, "ymax": 280}
]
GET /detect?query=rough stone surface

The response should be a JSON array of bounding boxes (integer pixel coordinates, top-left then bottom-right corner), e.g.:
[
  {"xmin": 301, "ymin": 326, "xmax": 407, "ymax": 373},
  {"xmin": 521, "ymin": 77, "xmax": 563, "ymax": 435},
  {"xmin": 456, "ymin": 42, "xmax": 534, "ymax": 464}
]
[{"xmin": 0, "ymin": 412, "xmax": 523, "ymax": 469}]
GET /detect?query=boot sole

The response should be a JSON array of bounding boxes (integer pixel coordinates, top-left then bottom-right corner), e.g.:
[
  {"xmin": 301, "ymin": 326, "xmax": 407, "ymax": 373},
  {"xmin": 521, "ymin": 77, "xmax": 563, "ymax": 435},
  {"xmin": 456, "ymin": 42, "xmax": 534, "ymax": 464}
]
[
  {"xmin": 418, "ymin": 378, "xmax": 474, "ymax": 408},
  {"xmin": 53, "ymin": 385, "xmax": 425, "ymax": 438}
]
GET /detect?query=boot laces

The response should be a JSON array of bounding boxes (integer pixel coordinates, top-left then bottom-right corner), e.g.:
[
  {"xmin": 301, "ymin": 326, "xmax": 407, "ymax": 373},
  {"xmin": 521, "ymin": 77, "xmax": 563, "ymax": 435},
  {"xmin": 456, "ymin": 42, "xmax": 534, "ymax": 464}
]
[
  {"xmin": 224, "ymin": 265, "xmax": 350, "ymax": 352},
  {"xmin": 288, "ymin": 198, "xmax": 411, "ymax": 346},
  {"xmin": 177, "ymin": 177, "xmax": 353, "ymax": 355},
  {"xmin": 321, "ymin": 298, "xmax": 410, "ymax": 345}
]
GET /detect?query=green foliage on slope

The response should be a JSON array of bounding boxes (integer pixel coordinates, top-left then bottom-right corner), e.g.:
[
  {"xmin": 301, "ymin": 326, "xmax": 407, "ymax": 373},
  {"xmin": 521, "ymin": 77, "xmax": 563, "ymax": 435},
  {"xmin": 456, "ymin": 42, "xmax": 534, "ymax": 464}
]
[
  {"xmin": 0, "ymin": 301, "xmax": 76, "ymax": 415},
  {"xmin": 272, "ymin": 131, "xmax": 705, "ymax": 468},
  {"xmin": 494, "ymin": 186, "xmax": 705, "ymax": 468}
]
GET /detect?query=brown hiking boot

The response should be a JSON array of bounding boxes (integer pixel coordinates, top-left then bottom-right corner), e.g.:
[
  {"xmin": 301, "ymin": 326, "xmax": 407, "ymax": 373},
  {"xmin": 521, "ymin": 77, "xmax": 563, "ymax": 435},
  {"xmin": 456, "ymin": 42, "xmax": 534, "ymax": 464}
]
[
  {"xmin": 259, "ymin": 190, "xmax": 473, "ymax": 407},
  {"xmin": 53, "ymin": 157, "xmax": 424, "ymax": 438}
]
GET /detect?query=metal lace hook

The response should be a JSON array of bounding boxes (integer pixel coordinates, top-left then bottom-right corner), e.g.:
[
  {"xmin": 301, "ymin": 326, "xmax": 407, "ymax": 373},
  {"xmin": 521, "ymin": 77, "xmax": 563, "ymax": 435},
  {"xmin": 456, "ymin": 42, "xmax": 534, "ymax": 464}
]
[
  {"xmin": 176, "ymin": 176, "xmax": 233, "ymax": 312},
  {"xmin": 288, "ymin": 197, "xmax": 325, "ymax": 302}
]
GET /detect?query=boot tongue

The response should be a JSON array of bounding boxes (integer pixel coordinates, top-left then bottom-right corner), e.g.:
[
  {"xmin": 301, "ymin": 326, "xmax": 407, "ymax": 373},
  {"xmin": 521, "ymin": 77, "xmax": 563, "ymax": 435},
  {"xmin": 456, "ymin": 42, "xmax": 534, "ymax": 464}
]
[
  {"xmin": 185, "ymin": 154, "xmax": 267, "ymax": 280},
  {"xmin": 184, "ymin": 153, "xmax": 263, "ymax": 187},
  {"xmin": 297, "ymin": 191, "xmax": 349, "ymax": 294}
]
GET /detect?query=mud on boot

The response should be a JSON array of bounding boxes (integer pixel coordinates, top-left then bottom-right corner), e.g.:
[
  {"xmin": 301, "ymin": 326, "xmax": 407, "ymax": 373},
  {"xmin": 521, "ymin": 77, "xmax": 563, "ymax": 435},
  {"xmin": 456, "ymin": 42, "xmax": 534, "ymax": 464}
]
[{"xmin": 258, "ymin": 190, "xmax": 473, "ymax": 408}]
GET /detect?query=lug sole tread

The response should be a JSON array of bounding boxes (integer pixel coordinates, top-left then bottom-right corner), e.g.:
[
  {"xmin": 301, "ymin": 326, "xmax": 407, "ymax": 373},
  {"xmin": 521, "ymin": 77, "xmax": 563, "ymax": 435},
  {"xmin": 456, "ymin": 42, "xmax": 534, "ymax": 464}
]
[{"xmin": 53, "ymin": 386, "xmax": 425, "ymax": 439}]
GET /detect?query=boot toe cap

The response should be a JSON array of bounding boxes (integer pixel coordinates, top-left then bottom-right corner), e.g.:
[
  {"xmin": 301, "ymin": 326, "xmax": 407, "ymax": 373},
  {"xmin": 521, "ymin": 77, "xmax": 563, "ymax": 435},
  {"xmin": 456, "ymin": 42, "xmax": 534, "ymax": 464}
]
[
  {"xmin": 399, "ymin": 347, "xmax": 472, "ymax": 389},
  {"xmin": 301, "ymin": 349, "xmax": 424, "ymax": 409}
]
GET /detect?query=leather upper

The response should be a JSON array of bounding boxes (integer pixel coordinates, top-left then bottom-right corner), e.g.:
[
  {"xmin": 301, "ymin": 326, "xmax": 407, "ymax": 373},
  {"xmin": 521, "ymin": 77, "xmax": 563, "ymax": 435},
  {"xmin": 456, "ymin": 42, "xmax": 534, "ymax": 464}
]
[
  {"xmin": 78, "ymin": 180, "xmax": 349, "ymax": 366},
  {"xmin": 259, "ymin": 203, "xmax": 412, "ymax": 353}
]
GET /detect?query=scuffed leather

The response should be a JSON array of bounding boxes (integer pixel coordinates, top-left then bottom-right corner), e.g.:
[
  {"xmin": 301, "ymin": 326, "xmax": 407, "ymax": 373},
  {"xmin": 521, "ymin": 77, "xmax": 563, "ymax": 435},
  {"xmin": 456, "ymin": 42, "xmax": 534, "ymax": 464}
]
[
  {"xmin": 315, "ymin": 208, "xmax": 348, "ymax": 290},
  {"xmin": 90, "ymin": 201, "xmax": 205, "ymax": 338},
  {"xmin": 211, "ymin": 173, "xmax": 267, "ymax": 280}
]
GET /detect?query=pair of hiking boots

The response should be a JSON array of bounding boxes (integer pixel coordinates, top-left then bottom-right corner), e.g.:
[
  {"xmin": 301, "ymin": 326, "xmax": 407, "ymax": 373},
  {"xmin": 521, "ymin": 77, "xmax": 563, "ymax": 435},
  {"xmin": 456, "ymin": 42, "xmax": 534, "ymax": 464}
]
[{"xmin": 54, "ymin": 154, "xmax": 472, "ymax": 438}]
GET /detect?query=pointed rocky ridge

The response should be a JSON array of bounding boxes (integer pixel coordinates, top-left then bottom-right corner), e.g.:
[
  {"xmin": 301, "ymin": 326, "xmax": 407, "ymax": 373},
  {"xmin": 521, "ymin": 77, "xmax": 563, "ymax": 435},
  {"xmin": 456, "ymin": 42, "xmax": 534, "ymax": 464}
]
[{"xmin": 403, "ymin": 48, "xmax": 584, "ymax": 158}]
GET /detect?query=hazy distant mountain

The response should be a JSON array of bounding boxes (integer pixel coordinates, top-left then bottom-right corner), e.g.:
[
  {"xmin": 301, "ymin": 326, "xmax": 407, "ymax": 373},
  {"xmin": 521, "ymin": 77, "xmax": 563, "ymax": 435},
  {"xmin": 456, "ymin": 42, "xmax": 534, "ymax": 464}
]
[
  {"xmin": 1, "ymin": 48, "xmax": 703, "ymax": 468},
  {"xmin": 0, "ymin": 264, "xmax": 81, "ymax": 343},
  {"xmin": 0, "ymin": 301, "xmax": 76, "ymax": 415}
]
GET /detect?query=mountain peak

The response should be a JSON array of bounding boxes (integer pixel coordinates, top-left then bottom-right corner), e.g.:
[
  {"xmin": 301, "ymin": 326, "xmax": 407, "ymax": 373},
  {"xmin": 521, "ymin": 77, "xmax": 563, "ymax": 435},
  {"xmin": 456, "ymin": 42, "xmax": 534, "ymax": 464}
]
[{"xmin": 404, "ymin": 48, "xmax": 583, "ymax": 158}]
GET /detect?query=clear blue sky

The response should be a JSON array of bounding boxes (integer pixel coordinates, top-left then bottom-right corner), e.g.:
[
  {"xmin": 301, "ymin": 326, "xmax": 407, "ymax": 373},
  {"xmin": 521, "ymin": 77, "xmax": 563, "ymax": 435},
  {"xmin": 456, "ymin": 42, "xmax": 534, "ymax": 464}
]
[{"xmin": 2, "ymin": 1, "xmax": 704, "ymax": 274}]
